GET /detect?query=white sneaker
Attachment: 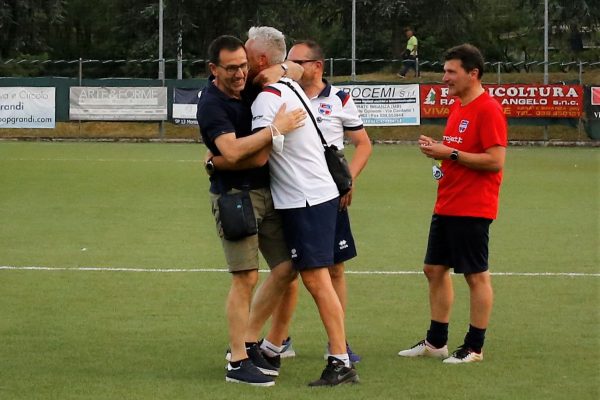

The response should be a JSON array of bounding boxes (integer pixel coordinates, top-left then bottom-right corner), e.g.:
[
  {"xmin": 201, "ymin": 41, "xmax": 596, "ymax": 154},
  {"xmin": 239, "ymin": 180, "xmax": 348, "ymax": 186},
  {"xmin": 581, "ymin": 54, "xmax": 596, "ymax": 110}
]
[
  {"xmin": 398, "ymin": 339, "xmax": 448, "ymax": 358},
  {"xmin": 443, "ymin": 346, "xmax": 483, "ymax": 364}
]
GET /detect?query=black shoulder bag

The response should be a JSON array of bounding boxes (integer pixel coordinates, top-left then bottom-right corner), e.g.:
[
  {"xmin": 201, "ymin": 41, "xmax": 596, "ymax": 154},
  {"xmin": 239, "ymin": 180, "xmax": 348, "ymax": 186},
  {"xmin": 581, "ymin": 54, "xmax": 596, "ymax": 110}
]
[
  {"xmin": 279, "ymin": 80, "xmax": 353, "ymax": 196},
  {"xmin": 215, "ymin": 179, "xmax": 257, "ymax": 241}
]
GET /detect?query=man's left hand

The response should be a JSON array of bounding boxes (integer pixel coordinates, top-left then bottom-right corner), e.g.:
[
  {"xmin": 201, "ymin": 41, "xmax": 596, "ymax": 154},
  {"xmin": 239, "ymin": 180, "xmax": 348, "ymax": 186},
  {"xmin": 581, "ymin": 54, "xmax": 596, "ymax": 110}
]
[
  {"xmin": 339, "ymin": 187, "xmax": 353, "ymax": 210},
  {"xmin": 420, "ymin": 141, "xmax": 453, "ymax": 160}
]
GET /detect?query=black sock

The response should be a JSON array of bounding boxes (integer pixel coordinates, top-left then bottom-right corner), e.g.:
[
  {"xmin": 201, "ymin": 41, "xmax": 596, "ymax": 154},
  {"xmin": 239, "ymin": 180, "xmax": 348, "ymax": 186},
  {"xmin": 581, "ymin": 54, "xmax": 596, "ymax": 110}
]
[
  {"xmin": 245, "ymin": 342, "xmax": 257, "ymax": 349},
  {"xmin": 426, "ymin": 320, "xmax": 449, "ymax": 348},
  {"xmin": 464, "ymin": 325, "xmax": 486, "ymax": 353},
  {"xmin": 229, "ymin": 360, "xmax": 243, "ymax": 367}
]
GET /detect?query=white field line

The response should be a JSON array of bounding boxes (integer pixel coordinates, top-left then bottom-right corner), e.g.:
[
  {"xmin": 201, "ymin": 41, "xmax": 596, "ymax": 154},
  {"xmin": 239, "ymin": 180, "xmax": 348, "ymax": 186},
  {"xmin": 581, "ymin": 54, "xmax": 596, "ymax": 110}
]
[{"xmin": 0, "ymin": 265, "xmax": 598, "ymax": 277}]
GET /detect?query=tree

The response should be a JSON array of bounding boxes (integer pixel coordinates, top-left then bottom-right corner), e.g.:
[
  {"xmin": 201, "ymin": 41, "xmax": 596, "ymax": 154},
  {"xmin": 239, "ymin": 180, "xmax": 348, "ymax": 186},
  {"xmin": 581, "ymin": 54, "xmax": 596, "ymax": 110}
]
[{"xmin": 0, "ymin": 0, "xmax": 66, "ymax": 59}]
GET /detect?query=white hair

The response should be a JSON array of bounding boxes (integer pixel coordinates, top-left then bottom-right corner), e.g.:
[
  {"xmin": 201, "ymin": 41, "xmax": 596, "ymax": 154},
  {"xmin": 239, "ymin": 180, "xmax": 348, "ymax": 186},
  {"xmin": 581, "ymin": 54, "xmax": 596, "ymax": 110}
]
[{"xmin": 247, "ymin": 26, "xmax": 286, "ymax": 64}]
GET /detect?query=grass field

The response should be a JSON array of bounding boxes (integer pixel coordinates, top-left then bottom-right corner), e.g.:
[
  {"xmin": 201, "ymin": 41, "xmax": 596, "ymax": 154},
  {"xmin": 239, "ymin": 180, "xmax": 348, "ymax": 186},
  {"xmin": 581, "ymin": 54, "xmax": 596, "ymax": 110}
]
[{"xmin": 0, "ymin": 142, "xmax": 598, "ymax": 399}]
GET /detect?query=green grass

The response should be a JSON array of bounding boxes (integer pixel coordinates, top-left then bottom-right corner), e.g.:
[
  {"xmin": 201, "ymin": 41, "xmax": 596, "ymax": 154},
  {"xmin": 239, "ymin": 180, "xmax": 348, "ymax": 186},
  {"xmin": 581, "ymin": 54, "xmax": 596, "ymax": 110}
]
[{"xmin": 0, "ymin": 142, "xmax": 598, "ymax": 399}]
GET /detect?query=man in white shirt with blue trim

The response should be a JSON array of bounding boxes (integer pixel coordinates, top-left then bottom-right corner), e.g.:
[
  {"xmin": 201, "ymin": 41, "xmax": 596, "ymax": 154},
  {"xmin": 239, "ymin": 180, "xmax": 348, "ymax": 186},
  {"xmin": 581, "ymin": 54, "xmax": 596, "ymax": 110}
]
[
  {"xmin": 247, "ymin": 26, "xmax": 359, "ymax": 387},
  {"xmin": 263, "ymin": 39, "xmax": 372, "ymax": 364}
]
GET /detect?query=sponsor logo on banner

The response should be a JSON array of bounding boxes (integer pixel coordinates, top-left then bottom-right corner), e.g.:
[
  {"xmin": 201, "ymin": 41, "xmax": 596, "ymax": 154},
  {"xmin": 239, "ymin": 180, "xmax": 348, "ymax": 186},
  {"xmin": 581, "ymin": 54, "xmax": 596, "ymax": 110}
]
[
  {"xmin": 337, "ymin": 84, "xmax": 420, "ymax": 126},
  {"xmin": 0, "ymin": 87, "xmax": 56, "ymax": 128},
  {"xmin": 420, "ymin": 84, "xmax": 583, "ymax": 118},
  {"xmin": 424, "ymin": 88, "xmax": 436, "ymax": 105},
  {"xmin": 69, "ymin": 87, "xmax": 167, "ymax": 121}
]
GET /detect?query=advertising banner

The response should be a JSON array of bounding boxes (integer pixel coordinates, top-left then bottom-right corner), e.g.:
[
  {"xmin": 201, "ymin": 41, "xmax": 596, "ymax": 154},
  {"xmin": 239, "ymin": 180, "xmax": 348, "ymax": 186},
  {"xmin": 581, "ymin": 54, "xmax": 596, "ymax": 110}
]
[
  {"xmin": 69, "ymin": 87, "xmax": 167, "ymax": 120},
  {"xmin": 583, "ymin": 86, "xmax": 600, "ymax": 140},
  {"xmin": 337, "ymin": 84, "xmax": 420, "ymax": 126},
  {"xmin": 421, "ymin": 84, "xmax": 583, "ymax": 118},
  {"xmin": 585, "ymin": 86, "xmax": 600, "ymax": 120},
  {"xmin": 173, "ymin": 88, "xmax": 202, "ymax": 125},
  {"xmin": 0, "ymin": 87, "xmax": 55, "ymax": 128}
]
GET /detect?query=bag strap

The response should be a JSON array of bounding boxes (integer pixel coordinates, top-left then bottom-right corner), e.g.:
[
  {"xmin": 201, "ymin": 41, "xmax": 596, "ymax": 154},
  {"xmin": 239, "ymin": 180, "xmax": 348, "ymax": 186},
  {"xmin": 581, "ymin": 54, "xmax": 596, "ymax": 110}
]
[{"xmin": 278, "ymin": 80, "xmax": 328, "ymax": 146}]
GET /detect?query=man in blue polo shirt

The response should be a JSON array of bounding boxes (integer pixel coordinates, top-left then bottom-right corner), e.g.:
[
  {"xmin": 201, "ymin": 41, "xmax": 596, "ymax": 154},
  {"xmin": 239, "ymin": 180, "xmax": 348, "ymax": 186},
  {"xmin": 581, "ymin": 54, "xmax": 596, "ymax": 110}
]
[{"xmin": 196, "ymin": 35, "xmax": 305, "ymax": 387}]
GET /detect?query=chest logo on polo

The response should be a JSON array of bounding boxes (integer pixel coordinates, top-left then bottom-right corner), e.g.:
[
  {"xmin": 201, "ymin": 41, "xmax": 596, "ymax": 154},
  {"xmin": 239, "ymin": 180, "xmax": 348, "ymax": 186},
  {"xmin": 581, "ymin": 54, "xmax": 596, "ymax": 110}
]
[
  {"xmin": 318, "ymin": 103, "xmax": 332, "ymax": 115},
  {"xmin": 458, "ymin": 119, "xmax": 469, "ymax": 133}
]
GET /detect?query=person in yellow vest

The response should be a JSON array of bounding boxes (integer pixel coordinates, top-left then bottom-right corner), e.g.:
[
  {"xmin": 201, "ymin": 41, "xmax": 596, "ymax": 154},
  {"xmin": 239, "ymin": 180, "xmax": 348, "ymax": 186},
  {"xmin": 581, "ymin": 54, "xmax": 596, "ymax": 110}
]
[{"xmin": 398, "ymin": 27, "xmax": 419, "ymax": 78}]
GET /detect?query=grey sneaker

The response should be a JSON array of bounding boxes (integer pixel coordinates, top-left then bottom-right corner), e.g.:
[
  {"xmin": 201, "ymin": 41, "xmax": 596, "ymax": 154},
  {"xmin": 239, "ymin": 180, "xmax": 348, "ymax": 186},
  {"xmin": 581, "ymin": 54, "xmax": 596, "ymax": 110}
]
[{"xmin": 280, "ymin": 337, "xmax": 296, "ymax": 358}]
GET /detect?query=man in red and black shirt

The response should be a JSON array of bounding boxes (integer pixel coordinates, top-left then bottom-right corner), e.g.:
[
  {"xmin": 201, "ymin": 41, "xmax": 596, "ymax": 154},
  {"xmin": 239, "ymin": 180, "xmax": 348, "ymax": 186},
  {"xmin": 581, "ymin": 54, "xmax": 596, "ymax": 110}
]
[{"xmin": 398, "ymin": 44, "xmax": 507, "ymax": 364}]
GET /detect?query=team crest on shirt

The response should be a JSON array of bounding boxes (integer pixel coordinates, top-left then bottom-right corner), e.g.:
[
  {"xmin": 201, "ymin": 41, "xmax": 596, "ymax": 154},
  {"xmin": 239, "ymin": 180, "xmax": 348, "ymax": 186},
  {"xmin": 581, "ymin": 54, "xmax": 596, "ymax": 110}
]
[
  {"xmin": 318, "ymin": 103, "xmax": 332, "ymax": 115},
  {"xmin": 458, "ymin": 119, "xmax": 469, "ymax": 133}
]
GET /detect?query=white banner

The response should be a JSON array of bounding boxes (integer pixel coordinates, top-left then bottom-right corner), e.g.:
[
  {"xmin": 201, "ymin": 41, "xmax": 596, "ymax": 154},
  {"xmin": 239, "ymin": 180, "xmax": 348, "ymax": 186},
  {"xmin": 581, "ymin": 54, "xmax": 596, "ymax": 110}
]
[
  {"xmin": 70, "ymin": 87, "xmax": 167, "ymax": 121},
  {"xmin": 0, "ymin": 87, "xmax": 56, "ymax": 129},
  {"xmin": 337, "ymin": 84, "xmax": 420, "ymax": 126}
]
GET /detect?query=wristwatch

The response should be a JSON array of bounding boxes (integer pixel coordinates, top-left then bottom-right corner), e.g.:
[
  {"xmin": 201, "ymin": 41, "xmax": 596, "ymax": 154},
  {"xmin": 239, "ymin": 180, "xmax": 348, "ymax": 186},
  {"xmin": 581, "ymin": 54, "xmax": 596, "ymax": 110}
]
[
  {"xmin": 450, "ymin": 149, "xmax": 459, "ymax": 161},
  {"xmin": 280, "ymin": 63, "xmax": 288, "ymax": 78},
  {"xmin": 205, "ymin": 156, "xmax": 215, "ymax": 176}
]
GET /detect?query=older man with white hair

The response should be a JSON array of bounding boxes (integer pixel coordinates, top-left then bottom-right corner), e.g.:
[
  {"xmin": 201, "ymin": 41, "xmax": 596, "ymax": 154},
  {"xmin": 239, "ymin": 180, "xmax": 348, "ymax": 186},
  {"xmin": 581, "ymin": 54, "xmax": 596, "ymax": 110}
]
[{"xmin": 246, "ymin": 26, "xmax": 359, "ymax": 387}]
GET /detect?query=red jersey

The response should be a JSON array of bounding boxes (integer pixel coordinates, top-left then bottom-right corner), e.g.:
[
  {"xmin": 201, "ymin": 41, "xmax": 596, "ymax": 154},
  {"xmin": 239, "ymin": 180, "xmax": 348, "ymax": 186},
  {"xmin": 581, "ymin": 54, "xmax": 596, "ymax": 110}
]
[{"xmin": 435, "ymin": 92, "xmax": 507, "ymax": 219}]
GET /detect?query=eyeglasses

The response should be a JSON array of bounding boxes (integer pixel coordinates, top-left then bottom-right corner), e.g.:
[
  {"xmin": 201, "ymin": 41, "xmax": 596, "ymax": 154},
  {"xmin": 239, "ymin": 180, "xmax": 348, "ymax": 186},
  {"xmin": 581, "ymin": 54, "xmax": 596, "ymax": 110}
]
[
  {"xmin": 288, "ymin": 59, "xmax": 319, "ymax": 65},
  {"xmin": 217, "ymin": 62, "xmax": 249, "ymax": 74}
]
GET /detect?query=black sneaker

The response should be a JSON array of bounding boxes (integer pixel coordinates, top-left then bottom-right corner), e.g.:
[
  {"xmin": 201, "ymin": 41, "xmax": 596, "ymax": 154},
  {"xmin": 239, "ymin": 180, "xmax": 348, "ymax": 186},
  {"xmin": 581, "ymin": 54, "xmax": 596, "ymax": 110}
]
[
  {"xmin": 257, "ymin": 339, "xmax": 282, "ymax": 369},
  {"xmin": 308, "ymin": 356, "xmax": 359, "ymax": 387},
  {"xmin": 247, "ymin": 343, "xmax": 279, "ymax": 376},
  {"xmin": 261, "ymin": 351, "xmax": 281, "ymax": 370},
  {"xmin": 225, "ymin": 359, "xmax": 274, "ymax": 387}
]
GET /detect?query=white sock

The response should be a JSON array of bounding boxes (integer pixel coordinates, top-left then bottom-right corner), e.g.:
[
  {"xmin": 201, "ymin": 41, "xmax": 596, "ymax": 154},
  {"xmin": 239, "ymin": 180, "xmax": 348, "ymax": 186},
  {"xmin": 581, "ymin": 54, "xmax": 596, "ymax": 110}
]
[
  {"xmin": 330, "ymin": 353, "xmax": 351, "ymax": 368},
  {"xmin": 260, "ymin": 339, "xmax": 283, "ymax": 357}
]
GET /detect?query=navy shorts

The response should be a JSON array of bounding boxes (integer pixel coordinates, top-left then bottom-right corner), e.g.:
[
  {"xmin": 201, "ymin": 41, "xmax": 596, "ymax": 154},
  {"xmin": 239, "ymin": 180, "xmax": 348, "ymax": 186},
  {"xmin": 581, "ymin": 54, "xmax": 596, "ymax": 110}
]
[
  {"xmin": 334, "ymin": 207, "xmax": 357, "ymax": 264},
  {"xmin": 424, "ymin": 214, "xmax": 492, "ymax": 274},
  {"xmin": 280, "ymin": 198, "xmax": 342, "ymax": 270}
]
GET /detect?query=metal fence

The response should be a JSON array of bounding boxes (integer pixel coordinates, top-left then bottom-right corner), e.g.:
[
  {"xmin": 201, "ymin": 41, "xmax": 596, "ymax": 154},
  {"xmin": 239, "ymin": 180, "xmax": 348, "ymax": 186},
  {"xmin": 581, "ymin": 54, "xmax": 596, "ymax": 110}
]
[
  {"xmin": 1, "ymin": 58, "xmax": 599, "ymax": 83},
  {"xmin": 1, "ymin": 58, "xmax": 599, "ymax": 141}
]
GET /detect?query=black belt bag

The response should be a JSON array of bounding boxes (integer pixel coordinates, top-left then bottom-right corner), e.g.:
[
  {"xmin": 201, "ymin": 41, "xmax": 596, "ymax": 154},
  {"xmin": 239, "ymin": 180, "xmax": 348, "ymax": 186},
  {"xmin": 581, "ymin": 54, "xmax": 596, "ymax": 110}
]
[
  {"xmin": 217, "ymin": 190, "xmax": 257, "ymax": 241},
  {"xmin": 323, "ymin": 144, "xmax": 352, "ymax": 196}
]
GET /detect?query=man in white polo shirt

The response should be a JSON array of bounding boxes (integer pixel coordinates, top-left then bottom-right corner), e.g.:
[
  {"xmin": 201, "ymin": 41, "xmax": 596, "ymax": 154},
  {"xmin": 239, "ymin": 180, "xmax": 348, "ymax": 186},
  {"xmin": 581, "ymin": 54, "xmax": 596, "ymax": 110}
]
[
  {"xmin": 263, "ymin": 39, "xmax": 372, "ymax": 364},
  {"xmin": 246, "ymin": 26, "xmax": 359, "ymax": 387}
]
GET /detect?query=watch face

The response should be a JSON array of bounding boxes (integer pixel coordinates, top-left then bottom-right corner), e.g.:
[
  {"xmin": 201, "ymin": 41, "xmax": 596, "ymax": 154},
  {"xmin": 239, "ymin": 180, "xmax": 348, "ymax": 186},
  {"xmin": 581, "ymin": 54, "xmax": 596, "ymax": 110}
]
[
  {"xmin": 450, "ymin": 150, "xmax": 458, "ymax": 160},
  {"xmin": 205, "ymin": 160, "xmax": 215, "ymax": 175}
]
